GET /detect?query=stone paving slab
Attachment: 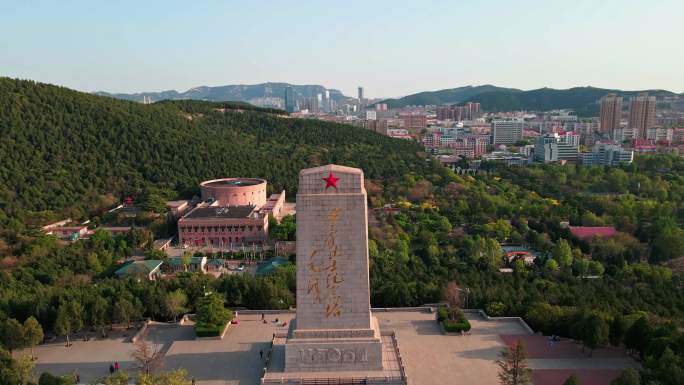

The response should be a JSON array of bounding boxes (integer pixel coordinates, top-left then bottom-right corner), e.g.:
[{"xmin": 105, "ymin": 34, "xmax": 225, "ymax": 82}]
[
  {"xmin": 501, "ymin": 334, "xmax": 630, "ymax": 359},
  {"xmin": 374, "ymin": 311, "xmax": 528, "ymax": 385},
  {"xmin": 16, "ymin": 311, "xmax": 638, "ymax": 385},
  {"xmin": 532, "ymin": 369, "xmax": 625, "ymax": 385}
]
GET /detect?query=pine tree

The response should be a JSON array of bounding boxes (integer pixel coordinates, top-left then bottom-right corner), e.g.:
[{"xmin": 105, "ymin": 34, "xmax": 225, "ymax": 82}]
[
  {"xmin": 23, "ymin": 317, "xmax": 43, "ymax": 360},
  {"xmin": 497, "ymin": 340, "xmax": 532, "ymax": 385}
]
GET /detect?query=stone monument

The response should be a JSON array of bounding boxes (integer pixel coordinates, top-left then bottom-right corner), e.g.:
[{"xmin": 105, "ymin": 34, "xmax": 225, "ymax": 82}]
[{"xmin": 284, "ymin": 164, "xmax": 383, "ymax": 372}]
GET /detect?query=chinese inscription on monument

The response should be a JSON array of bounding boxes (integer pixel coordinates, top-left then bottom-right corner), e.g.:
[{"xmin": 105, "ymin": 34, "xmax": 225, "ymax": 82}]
[{"xmin": 307, "ymin": 207, "xmax": 344, "ymax": 318}]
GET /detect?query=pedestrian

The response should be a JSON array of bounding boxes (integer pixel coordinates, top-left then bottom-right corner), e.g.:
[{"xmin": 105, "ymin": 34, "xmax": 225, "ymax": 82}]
[
  {"xmin": 259, "ymin": 350, "xmax": 263, "ymax": 359},
  {"xmin": 261, "ymin": 313, "xmax": 265, "ymax": 321},
  {"xmin": 75, "ymin": 372, "xmax": 80, "ymax": 383},
  {"xmin": 109, "ymin": 364, "xmax": 114, "ymax": 375},
  {"xmin": 114, "ymin": 361, "xmax": 119, "ymax": 372},
  {"xmin": 191, "ymin": 378, "xmax": 196, "ymax": 385}
]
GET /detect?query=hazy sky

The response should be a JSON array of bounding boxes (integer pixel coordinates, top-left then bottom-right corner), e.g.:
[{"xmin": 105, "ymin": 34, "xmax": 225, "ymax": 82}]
[{"xmin": 2, "ymin": 0, "xmax": 683, "ymax": 98}]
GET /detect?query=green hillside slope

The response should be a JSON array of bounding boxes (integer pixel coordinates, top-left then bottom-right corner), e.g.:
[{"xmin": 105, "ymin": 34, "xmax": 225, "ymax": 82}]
[
  {"xmin": 0, "ymin": 78, "xmax": 427, "ymax": 224},
  {"xmin": 377, "ymin": 85, "xmax": 520, "ymax": 108}
]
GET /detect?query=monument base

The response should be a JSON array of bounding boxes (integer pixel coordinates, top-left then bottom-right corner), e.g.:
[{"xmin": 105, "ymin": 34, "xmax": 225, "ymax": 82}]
[
  {"xmin": 284, "ymin": 316, "xmax": 383, "ymax": 372},
  {"xmin": 264, "ymin": 326, "xmax": 407, "ymax": 385}
]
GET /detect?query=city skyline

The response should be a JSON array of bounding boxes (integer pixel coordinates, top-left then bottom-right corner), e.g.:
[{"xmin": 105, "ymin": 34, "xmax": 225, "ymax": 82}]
[{"xmin": 2, "ymin": 0, "xmax": 684, "ymax": 97}]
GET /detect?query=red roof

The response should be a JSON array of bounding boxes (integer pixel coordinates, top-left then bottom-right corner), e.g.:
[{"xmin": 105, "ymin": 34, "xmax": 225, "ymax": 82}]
[{"xmin": 569, "ymin": 226, "xmax": 617, "ymax": 240}]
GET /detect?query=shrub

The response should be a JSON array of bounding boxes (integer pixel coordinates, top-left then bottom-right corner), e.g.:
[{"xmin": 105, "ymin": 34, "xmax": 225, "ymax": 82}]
[
  {"xmin": 437, "ymin": 307, "xmax": 472, "ymax": 332},
  {"xmin": 443, "ymin": 318, "xmax": 472, "ymax": 333},
  {"xmin": 486, "ymin": 301, "xmax": 506, "ymax": 317},
  {"xmin": 437, "ymin": 307, "xmax": 449, "ymax": 322},
  {"xmin": 195, "ymin": 323, "xmax": 225, "ymax": 337},
  {"xmin": 38, "ymin": 372, "xmax": 75, "ymax": 385}
]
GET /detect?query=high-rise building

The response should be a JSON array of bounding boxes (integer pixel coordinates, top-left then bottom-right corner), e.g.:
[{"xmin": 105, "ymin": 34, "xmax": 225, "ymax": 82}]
[
  {"xmin": 466, "ymin": 102, "xmax": 481, "ymax": 119},
  {"xmin": 436, "ymin": 103, "xmax": 482, "ymax": 121},
  {"xmin": 300, "ymin": 97, "xmax": 320, "ymax": 114},
  {"xmin": 357, "ymin": 86, "xmax": 364, "ymax": 102},
  {"xmin": 491, "ymin": 119, "xmax": 524, "ymax": 145},
  {"xmin": 628, "ymin": 93, "xmax": 656, "ymax": 139},
  {"xmin": 599, "ymin": 94, "xmax": 622, "ymax": 134},
  {"xmin": 399, "ymin": 112, "xmax": 427, "ymax": 132},
  {"xmin": 284, "ymin": 86, "xmax": 296, "ymax": 113}
]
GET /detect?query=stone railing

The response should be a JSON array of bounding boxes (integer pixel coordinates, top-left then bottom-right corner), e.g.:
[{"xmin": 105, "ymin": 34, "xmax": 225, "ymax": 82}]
[
  {"xmin": 371, "ymin": 307, "xmax": 433, "ymax": 313},
  {"xmin": 130, "ymin": 318, "xmax": 151, "ymax": 343},
  {"xmin": 462, "ymin": 309, "xmax": 534, "ymax": 335},
  {"xmin": 261, "ymin": 376, "xmax": 405, "ymax": 384},
  {"xmin": 382, "ymin": 330, "xmax": 409, "ymax": 384},
  {"xmin": 196, "ymin": 322, "xmax": 232, "ymax": 340},
  {"xmin": 235, "ymin": 309, "xmax": 295, "ymax": 316},
  {"xmin": 179, "ymin": 314, "xmax": 195, "ymax": 325}
]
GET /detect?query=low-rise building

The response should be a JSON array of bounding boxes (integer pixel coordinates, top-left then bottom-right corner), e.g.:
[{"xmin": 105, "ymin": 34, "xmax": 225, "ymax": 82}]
[
  {"xmin": 44, "ymin": 225, "xmax": 89, "ymax": 241},
  {"xmin": 114, "ymin": 260, "xmax": 163, "ymax": 281},
  {"xmin": 178, "ymin": 178, "xmax": 286, "ymax": 248},
  {"xmin": 166, "ymin": 200, "xmax": 190, "ymax": 217},
  {"xmin": 481, "ymin": 152, "xmax": 528, "ymax": 167},
  {"xmin": 579, "ymin": 142, "xmax": 634, "ymax": 166},
  {"xmin": 256, "ymin": 256, "xmax": 289, "ymax": 276},
  {"xmin": 162, "ymin": 256, "xmax": 207, "ymax": 273},
  {"xmin": 533, "ymin": 133, "xmax": 579, "ymax": 163},
  {"xmin": 568, "ymin": 226, "xmax": 617, "ymax": 240},
  {"xmin": 646, "ymin": 127, "xmax": 673, "ymax": 143}
]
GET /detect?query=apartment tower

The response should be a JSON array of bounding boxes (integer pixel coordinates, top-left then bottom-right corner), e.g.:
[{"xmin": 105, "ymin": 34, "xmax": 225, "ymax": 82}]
[
  {"xmin": 599, "ymin": 94, "xmax": 622, "ymax": 134},
  {"xmin": 628, "ymin": 93, "xmax": 656, "ymax": 139}
]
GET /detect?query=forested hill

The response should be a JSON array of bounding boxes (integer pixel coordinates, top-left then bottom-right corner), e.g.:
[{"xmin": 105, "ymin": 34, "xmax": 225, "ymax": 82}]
[
  {"xmin": 377, "ymin": 85, "xmax": 679, "ymax": 116},
  {"xmin": 462, "ymin": 87, "xmax": 678, "ymax": 116},
  {"xmin": 376, "ymin": 85, "xmax": 519, "ymax": 108},
  {"xmin": 0, "ymin": 77, "xmax": 428, "ymax": 225}
]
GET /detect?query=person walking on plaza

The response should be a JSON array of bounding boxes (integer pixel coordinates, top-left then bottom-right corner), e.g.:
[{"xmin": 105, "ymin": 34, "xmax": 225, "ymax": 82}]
[{"xmin": 259, "ymin": 350, "xmax": 264, "ymax": 359}]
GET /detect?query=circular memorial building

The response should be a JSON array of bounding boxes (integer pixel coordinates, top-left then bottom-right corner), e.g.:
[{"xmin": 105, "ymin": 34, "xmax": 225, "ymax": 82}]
[
  {"xmin": 199, "ymin": 178, "xmax": 267, "ymax": 207},
  {"xmin": 178, "ymin": 178, "xmax": 286, "ymax": 248}
]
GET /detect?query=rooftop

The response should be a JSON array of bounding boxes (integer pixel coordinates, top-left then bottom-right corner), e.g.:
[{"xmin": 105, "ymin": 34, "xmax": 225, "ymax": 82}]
[
  {"xmin": 114, "ymin": 260, "xmax": 162, "ymax": 276},
  {"xmin": 166, "ymin": 256, "xmax": 205, "ymax": 266},
  {"xmin": 183, "ymin": 205, "xmax": 256, "ymax": 219},
  {"xmin": 202, "ymin": 178, "xmax": 264, "ymax": 187},
  {"xmin": 166, "ymin": 200, "xmax": 189, "ymax": 208},
  {"xmin": 255, "ymin": 256, "xmax": 289, "ymax": 275},
  {"xmin": 569, "ymin": 226, "xmax": 618, "ymax": 240}
]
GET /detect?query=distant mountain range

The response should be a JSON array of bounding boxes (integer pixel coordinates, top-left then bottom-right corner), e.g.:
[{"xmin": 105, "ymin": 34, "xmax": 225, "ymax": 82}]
[
  {"xmin": 379, "ymin": 85, "xmax": 682, "ymax": 116},
  {"xmin": 97, "ymin": 82, "xmax": 683, "ymax": 116},
  {"xmin": 95, "ymin": 82, "xmax": 349, "ymax": 103}
]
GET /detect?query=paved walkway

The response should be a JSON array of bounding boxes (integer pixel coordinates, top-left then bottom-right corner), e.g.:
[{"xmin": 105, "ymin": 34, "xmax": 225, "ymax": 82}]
[
  {"xmin": 17, "ymin": 311, "xmax": 638, "ymax": 385},
  {"xmin": 375, "ymin": 311, "xmax": 528, "ymax": 385},
  {"xmin": 501, "ymin": 334, "xmax": 637, "ymax": 385}
]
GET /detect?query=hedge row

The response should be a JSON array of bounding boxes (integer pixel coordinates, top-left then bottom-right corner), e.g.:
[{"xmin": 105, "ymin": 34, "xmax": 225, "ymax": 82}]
[
  {"xmin": 195, "ymin": 322, "xmax": 225, "ymax": 337},
  {"xmin": 437, "ymin": 307, "xmax": 472, "ymax": 332}
]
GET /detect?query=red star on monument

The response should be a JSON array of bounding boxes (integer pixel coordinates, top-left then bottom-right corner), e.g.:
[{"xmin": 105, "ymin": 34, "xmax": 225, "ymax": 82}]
[{"xmin": 322, "ymin": 171, "xmax": 339, "ymax": 190}]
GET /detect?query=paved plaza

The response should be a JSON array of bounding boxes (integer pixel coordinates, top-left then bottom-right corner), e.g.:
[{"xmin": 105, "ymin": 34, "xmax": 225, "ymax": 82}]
[{"xmin": 18, "ymin": 311, "xmax": 637, "ymax": 385}]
